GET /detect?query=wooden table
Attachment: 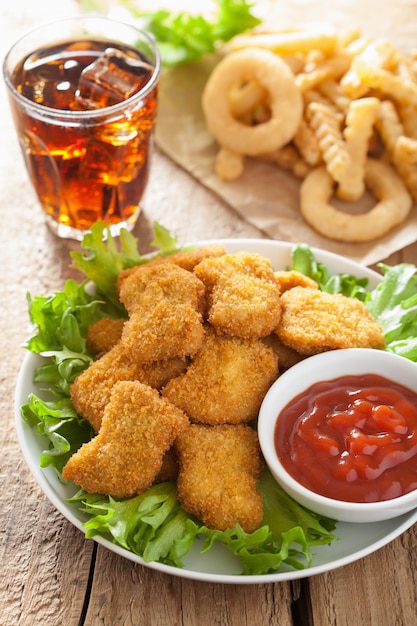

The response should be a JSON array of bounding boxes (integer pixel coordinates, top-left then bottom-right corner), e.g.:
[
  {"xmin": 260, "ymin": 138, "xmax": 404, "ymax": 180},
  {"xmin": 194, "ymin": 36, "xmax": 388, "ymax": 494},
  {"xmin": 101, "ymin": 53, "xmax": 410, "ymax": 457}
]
[{"xmin": 2, "ymin": 1, "xmax": 416, "ymax": 625}]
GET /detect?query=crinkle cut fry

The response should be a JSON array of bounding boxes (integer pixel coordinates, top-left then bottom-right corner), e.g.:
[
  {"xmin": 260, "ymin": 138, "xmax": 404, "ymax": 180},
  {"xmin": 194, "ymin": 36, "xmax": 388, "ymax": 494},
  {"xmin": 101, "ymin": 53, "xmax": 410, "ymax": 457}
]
[{"xmin": 175, "ymin": 424, "xmax": 264, "ymax": 533}]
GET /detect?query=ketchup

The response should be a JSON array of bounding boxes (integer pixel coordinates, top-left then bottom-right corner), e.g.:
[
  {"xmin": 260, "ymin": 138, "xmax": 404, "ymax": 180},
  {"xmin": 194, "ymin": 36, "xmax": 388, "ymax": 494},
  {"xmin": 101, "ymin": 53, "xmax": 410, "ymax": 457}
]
[{"xmin": 274, "ymin": 374, "xmax": 417, "ymax": 502}]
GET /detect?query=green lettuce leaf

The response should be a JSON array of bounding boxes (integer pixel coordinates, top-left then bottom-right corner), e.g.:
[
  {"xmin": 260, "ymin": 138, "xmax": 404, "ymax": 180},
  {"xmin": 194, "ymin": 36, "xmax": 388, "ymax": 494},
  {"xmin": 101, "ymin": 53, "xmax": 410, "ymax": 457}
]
[
  {"xmin": 70, "ymin": 221, "xmax": 181, "ymax": 312},
  {"xmin": 67, "ymin": 469, "xmax": 337, "ymax": 575},
  {"xmin": 291, "ymin": 244, "xmax": 369, "ymax": 300},
  {"xmin": 115, "ymin": 0, "xmax": 261, "ymax": 67}
]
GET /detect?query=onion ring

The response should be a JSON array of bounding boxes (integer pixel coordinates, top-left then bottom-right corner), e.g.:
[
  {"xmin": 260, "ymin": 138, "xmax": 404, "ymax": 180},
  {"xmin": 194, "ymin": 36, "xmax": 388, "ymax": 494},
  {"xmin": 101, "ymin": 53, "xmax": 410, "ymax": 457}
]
[
  {"xmin": 300, "ymin": 158, "xmax": 412, "ymax": 242},
  {"xmin": 202, "ymin": 48, "xmax": 303, "ymax": 156}
]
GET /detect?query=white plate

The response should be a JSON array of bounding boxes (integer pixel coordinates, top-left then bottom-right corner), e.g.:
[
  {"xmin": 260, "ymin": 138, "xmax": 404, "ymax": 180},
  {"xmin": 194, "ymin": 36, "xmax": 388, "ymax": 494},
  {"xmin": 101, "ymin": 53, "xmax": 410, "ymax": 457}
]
[{"xmin": 14, "ymin": 238, "xmax": 417, "ymax": 584}]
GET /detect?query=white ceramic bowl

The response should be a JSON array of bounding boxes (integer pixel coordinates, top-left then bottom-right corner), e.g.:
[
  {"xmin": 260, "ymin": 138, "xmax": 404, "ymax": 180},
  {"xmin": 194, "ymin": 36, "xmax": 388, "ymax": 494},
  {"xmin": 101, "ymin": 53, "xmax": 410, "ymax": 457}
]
[{"xmin": 258, "ymin": 348, "xmax": 417, "ymax": 523}]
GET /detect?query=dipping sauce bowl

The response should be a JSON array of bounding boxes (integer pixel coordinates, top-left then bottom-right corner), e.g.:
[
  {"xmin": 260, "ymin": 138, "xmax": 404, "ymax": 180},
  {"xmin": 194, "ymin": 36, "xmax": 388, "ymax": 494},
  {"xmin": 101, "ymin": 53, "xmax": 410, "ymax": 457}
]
[{"xmin": 258, "ymin": 348, "xmax": 417, "ymax": 523}]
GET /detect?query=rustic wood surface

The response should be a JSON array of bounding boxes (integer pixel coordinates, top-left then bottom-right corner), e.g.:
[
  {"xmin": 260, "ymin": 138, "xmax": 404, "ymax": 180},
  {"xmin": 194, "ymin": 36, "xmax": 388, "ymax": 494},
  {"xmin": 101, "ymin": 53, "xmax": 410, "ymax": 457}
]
[{"xmin": 1, "ymin": 1, "xmax": 416, "ymax": 625}]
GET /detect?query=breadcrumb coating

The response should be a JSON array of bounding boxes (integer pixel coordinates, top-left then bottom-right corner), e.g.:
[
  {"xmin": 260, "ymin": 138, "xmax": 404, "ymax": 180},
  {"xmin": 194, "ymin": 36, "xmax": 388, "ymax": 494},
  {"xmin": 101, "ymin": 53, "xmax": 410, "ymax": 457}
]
[
  {"xmin": 194, "ymin": 252, "xmax": 281, "ymax": 338},
  {"xmin": 86, "ymin": 317, "xmax": 125, "ymax": 357},
  {"xmin": 119, "ymin": 263, "xmax": 206, "ymax": 363},
  {"xmin": 70, "ymin": 343, "xmax": 188, "ymax": 432},
  {"xmin": 275, "ymin": 286, "xmax": 385, "ymax": 355},
  {"xmin": 116, "ymin": 244, "xmax": 227, "ymax": 292},
  {"xmin": 63, "ymin": 381, "xmax": 189, "ymax": 498},
  {"xmin": 274, "ymin": 270, "xmax": 318, "ymax": 293},
  {"xmin": 175, "ymin": 424, "xmax": 264, "ymax": 533},
  {"xmin": 162, "ymin": 329, "xmax": 279, "ymax": 425}
]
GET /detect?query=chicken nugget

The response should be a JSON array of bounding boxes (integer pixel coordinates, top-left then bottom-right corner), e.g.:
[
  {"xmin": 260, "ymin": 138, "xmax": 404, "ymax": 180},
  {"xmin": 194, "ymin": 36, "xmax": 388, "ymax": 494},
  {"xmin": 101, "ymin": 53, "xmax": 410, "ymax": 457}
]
[
  {"xmin": 71, "ymin": 343, "xmax": 188, "ymax": 432},
  {"xmin": 274, "ymin": 270, "xmax": 318, "ymax": 293},
  {"xmin": 262, "ymin": 333, "xmax": 305, "ymax": 370},
  {"xmin": 194, "ymin": 252, "xmax": 281, "ymax": 338},
  {"xmin": 86, "ymin": 317, "xmax": 125, "ymax": 357},
  {"xmin": 63, "ymin": 381, "xmax": 189, "ymax": 498},
  {"xmin": 275, "ymin": 287, "xmax": 385, "ymax": 355},
  {"xmin": 154, "ymin": 447, "xmax": 179, "ymax": 484},
  {"xmin": 175, "ymin": 424, "xmax": 263, "ymax": 533},
  {"xmin": 116, "ymin": 244, "xmax": 227, "ymax": 291},
  {"xmin": 119, "ymin": 263, "xmax": 206, "ymax": 364},
  {"xmin": 162, "ymin": 329, "xmax": 278, "ymax": 425}
]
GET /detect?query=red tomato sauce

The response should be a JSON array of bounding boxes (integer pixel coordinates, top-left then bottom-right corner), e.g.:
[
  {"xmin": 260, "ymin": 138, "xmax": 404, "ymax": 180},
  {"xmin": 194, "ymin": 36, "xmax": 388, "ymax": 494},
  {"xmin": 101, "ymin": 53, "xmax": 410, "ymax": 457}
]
[{"xmin": 274, "ymin": 374, "xmax": 417, "ymax": 503}]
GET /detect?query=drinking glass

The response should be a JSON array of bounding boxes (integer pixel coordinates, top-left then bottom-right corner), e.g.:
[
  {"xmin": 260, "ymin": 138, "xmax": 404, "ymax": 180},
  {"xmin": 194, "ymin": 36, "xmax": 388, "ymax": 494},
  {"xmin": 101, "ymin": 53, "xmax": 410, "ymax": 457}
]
[{"xmin": 3, "ymin": 16, "xmax": 161, "ymax": 239}]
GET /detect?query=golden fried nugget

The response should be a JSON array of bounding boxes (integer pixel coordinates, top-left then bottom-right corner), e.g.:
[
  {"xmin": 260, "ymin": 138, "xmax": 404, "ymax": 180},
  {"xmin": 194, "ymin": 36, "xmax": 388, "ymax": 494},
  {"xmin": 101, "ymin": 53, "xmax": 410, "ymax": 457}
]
[
  {"xmin": 162, "ymin": 330, "xmax": 278, "ymax": 425},
  {"xmin": 119, "ymin": 263, "xmax": 206, "ymax": 364},
  {"xmin": 70, "ymin": 343, "xmax": 188, "ymax": 432},
  {"xmin": 262, "ymin": 333, "xmax": 305, "ymax": 371},
  {"xmin": 274, "ymin": 270, "xmax": 318, "ymax": 293},
  {"xmin": 116, "ymin": 245, "xmax": 227, "ymax": 291},
  {"xmin": 154, "ymin": 447, "xmax": 179, "ymax": 484},
  {"xmin": 275, "ymin": 287, "xmax": 385, "ymax": 355},
  {"xmin": 194, "ymin": 252, "xmax": 281, "ymax": 339},
  {"xmin": 63, "ymin": 381, "xmax": 189, "ymax": 498},
  {"xmin": 175, "ymin": 424, "xmax": 264, "ymax": 533},
  {"xmin": 86, "ymin": 317, "xmax": 125, "ymax": 357}
]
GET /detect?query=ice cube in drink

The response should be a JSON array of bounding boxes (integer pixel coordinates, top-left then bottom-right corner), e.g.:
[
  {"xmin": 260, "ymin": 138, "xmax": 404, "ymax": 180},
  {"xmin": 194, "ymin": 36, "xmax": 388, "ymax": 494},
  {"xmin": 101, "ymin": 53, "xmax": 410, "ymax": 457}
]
[{"xmin": 76, "ymin": 47, "xmax": 154, "ymax": 109}]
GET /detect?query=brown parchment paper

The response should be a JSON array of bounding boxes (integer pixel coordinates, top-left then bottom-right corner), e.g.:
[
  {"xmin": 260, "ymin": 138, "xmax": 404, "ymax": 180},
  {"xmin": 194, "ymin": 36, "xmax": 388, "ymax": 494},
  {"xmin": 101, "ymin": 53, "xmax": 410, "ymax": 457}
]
[{"xmin": 154, "ymin": 0, "xmax": 417, "ymax": 266}]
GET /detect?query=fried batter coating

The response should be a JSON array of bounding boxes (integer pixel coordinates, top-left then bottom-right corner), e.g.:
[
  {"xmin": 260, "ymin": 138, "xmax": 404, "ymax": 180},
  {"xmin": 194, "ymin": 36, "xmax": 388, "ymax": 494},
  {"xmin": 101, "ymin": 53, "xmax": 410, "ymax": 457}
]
[
  {"xmin": 70, "ymin": 343, "xmax": 188, "ymax": 432},
  {"xmin": 162, "ymin": 329, "xmax": 278, "ymax": 425},
  {"xmin": 154, "ymin": 447, "xmax": 179, "ymax": 484},
  {"xmin": 275, "ymin": 287, "xmax": 385, "ymax": 355},
  {"xmin": 116, "ymin": 244, "xmax": 227, "ymax": 292},
  {"xmin": 175, "ymin": 424, "xmax": 264, "ymax": 533},
  {"xmin": 262, "ymin": 333, "xmax": 305, "ymax": 370},
  {"xmin": 86, "ymin": 317, "xmax": 125, "ymax": 357},
  {"xmin": 63, "ymin": 381, "xmax": 189, "ymax": 498},
  {"xmin": 274, "ymin": 270, "xmax": 318, "ymax": 293},
  {"xmin": 194, "ymin": 252, "xmax": 281, "ymax": 338},
  {"xmin": 119, "ymin": 263, "xmax": 206, "ymax": 363}
]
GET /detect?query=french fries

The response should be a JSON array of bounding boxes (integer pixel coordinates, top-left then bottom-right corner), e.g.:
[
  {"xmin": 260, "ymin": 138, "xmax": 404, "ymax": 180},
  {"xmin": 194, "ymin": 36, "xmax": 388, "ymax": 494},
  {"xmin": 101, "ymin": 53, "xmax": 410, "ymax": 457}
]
[{"xmin": 203, "ymin": 25, "xmax": 417, "ymax": 242}]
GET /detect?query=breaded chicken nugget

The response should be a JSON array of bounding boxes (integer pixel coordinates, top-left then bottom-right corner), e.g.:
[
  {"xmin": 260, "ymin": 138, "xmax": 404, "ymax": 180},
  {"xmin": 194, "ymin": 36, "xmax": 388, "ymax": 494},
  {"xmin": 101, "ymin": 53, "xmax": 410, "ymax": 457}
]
[
  {"xmin": 154, "ymin": 447, "xmax": 179, "ymax": 484},
  {"xmin": 175, "ymin": 424, "xmax": 264, "ymax": 533},
  {"xmin": 119, "ymin": 263, "xmax": 206, "ymax": 363},
  {"xmin": 86, "ymin": 317, "xmax": 125, "ymax": 357},
  {"xmin": 116, "ymin": 244, "xmax": 227, "ymax": 292},
  {"xmin": 71, "ymin": 342, "xmax": 188, "ymax": 432},
  {"xmin": 63, "ymin": 381, "xmax": 189, "ymax": 498},
  {"xmin": 275, "ymin": 287, "xmax": 385, "ymax": 355},
  {"xmin": 262, "ymin": 333, "xmax": 305, "ymax": 370},
  {"xmin": 194, "ymin": 252, "xmax": 281, "ymax": 338},
  {"xmin": 162, "ymin": 329, "xmax": 279, "ymax": 425},
  {"xmin": 274, "ymin": 270, "xmax": 318, "ymax": 293}
]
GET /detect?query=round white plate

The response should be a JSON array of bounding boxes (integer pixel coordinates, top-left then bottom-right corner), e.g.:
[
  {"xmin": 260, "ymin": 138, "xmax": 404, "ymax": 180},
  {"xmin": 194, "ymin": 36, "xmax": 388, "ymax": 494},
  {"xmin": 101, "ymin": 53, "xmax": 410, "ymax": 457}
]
[{"xmin": 14, "ymin": 238, "xmax": 417, "ymax": 584}]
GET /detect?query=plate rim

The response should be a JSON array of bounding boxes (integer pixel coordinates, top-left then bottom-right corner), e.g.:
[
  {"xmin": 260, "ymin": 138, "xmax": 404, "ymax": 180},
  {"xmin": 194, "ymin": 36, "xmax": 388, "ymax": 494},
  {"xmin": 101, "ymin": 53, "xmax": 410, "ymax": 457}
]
[{"xmin": 14, "ymin": 237, "xmax": 417, "ymax": 584}]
